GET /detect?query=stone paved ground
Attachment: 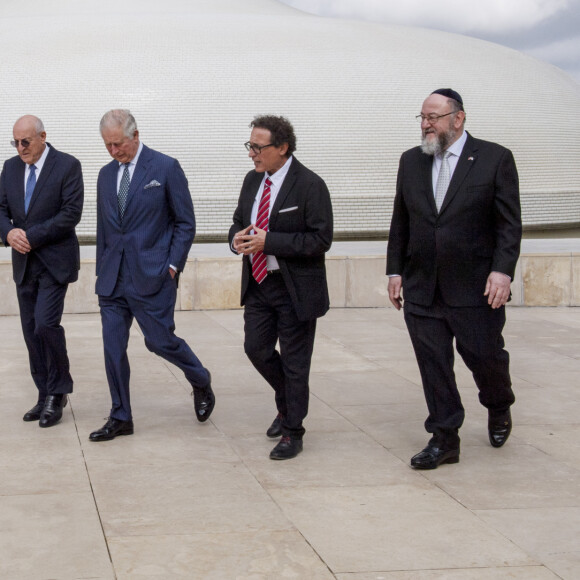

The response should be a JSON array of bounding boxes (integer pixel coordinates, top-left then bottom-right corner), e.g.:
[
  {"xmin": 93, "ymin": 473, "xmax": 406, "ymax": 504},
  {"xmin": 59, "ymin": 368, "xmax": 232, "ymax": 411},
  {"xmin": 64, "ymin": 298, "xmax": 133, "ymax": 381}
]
[{"xmin": 1, "ymin": 307, "xmax": 579, "ymax": 579}]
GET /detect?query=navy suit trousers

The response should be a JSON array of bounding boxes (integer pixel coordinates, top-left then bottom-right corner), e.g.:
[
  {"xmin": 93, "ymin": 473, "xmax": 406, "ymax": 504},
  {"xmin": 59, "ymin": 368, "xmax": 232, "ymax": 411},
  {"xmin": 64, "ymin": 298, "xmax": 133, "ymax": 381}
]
[
  {"xmin": 16, "ymin": 255, "xmax": 73, "ymax": 400},
  {"xmin": 98, "ymin": 258, "xmax": 209, "ymax": 421}
]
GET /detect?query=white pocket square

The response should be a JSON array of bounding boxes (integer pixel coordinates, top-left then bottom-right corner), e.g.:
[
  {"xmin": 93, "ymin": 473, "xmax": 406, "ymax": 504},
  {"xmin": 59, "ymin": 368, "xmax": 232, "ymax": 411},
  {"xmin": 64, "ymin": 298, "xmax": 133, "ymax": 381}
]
[
  {"xmin": 144, "ymin": 180, "xmax": 161, "ymax": 189},
  {"xmin": 278, "ymin": 206, "xmax": 298, "ymax": 214}
]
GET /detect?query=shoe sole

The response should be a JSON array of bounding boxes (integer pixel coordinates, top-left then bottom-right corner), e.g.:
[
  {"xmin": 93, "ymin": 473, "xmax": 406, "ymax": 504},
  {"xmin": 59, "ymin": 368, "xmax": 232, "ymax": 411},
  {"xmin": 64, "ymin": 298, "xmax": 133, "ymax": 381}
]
[
  {"xmin": 89, "ymin": 429, "xmax": 134, "ymax": 442},
  {"xmin": 411, "ymin": 455, "xmax": 460, "ymax": 470}
]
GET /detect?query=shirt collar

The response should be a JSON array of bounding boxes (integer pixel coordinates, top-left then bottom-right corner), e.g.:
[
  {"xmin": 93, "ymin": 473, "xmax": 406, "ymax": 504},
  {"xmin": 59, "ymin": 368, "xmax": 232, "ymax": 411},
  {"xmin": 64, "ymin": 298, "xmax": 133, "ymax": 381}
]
[
  {"xmin": 443, "ymin": 130, "xmax": 467, "ymax": 159},
  {"xmin": 265, "ymin": 155, "xmax": 293, "ymax": 187},
  {"xmin": 31, "ymin": 143, "xmax": 50, "ymax": 173}
]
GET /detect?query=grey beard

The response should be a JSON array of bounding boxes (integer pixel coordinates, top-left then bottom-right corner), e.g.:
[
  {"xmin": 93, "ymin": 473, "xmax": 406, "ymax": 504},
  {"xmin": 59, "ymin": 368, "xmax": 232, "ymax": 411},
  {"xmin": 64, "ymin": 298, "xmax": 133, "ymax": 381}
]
[
  {"xmin": 420, "ymin": 137, "xmax": 441, "ymax": 156},
  {"xmin": 420, "ymin": 128, "xmax": 454, "ymax": 156}
]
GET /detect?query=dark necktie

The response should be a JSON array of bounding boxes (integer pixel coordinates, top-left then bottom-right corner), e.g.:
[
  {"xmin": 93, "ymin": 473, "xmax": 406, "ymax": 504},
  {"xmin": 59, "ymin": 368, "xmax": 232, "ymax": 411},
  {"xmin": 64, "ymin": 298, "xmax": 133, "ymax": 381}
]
[
  {"xmin": 252, "ymin": 177, "xmax": 273, "ymax": 284},
  {"xmin": 25, "ymin": 164, "xmax": 36, "ymax": 214},
  {"xmin": 118, "ymin": 163, "xmax": 131, "ymax": 220}
]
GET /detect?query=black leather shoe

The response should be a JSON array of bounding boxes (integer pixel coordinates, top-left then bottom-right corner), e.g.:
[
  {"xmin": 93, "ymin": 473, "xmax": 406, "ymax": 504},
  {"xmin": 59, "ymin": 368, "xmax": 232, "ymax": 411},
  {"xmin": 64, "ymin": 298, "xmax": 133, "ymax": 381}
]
[
  {"xmin": 269, "ymin": 436, "xmax": 303, "ymax": 460},
  {"xmin": 489, "ymin": 410, "xmax": 512, "ymax": 448},
  {"xmin": 23, "ymin": 402, "xmax": 45, "ymax": 422},
  {"xmin": 89, "ymin": 417, "xmax": 134, "ymax": 442},
  {"xmin": 193, "ymin": 371, "xmax": 215, "ymax": 422},
  {"xmin": 266, "ymin": 414, "xmax": 283, "ymax": 438},
  {"xmin": 39, "ymin": 395, "xmax": 68, "ymax": 428},
  {"xmin": 410, "ymin": 445, "xmax": 460, "ymax": 469}
]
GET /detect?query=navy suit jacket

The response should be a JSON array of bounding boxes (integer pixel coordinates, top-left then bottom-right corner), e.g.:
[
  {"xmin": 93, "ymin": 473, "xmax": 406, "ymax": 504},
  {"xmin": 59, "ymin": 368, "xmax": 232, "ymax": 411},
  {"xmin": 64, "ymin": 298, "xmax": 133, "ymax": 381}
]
[
  {"xmin": 0, "ymin": 144, "xmax": 84, "ymax": 285},
  {"xmin": 387, "ymin": 132, "xmax": 522, "ymax": 307},
  {"xmin": 228, "ymin": 157, "xmax": 333, "ymax": 321},
  {"xmin": 95, "ymin": 144, "xmax": 195, "ymax": 297}
]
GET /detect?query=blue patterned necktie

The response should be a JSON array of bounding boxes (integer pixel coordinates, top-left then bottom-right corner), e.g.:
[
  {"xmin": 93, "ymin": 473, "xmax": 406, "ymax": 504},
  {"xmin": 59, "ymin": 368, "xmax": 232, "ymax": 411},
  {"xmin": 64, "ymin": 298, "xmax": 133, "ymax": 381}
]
[
  {"xmin": 24, "ymin": 164, "xmax": 36, "ymax": 214},
  {"xmin": 118, "ymin": 163, "xmax": 131, "ymax": 220}
]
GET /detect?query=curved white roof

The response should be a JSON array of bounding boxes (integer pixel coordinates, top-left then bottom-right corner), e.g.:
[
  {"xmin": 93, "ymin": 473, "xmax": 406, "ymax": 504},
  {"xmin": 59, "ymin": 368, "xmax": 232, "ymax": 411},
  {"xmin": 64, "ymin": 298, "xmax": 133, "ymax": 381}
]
[{"xmin": 0, "ymin": 0, "xmax": 578, "ymax": 240}]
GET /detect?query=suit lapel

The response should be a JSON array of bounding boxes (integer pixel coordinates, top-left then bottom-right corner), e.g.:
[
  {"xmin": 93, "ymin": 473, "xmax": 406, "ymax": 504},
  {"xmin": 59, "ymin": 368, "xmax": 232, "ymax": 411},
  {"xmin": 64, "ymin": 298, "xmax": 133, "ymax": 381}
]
[
  {"xmin": 243, "ymin": 172, "xmax": 263, "ymax": 224},
  {"xmin": 439, "ymin": 133, "xmax": 478, "ymax": 214},
  {"xmin": 123, "ymin": 145, "xmax": 152, "ymax": 217},
  {"xmin": 269, "ymin": 158, "xmax": 298, "ymax": 228},
  {"xmin": 104, "ymin": 160, "xmax": 121, "ymax": 224},
  {"xmin": 419, "ymin": 152, "xmax": 438, "ymax": 214}
]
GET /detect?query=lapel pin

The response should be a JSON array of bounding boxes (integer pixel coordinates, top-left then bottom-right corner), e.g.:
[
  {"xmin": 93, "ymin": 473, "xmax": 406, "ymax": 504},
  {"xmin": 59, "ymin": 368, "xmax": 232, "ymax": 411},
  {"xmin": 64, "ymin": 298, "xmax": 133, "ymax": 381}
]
[{"xmin": 468, "ymin": 157, "xmax": 474, "ymax": 161}]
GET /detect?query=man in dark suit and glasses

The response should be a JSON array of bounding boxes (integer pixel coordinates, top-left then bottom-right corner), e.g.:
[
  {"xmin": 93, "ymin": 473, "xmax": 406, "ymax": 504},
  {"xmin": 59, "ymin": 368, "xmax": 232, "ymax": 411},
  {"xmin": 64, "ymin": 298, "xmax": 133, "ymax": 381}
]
[
  {"xmin": 89, "ymin": 109, "xmax": 214, "ymax": 442},
  {"xmin": 387, "ymin": 89, "xmax": 522, "ymax": 469},
  {"xmin": 0, "ymin": 115, "xmax": 84, "ymax": 428},
  {"xmin": 229, "ymin": 115, "xmax": 333, "ymax": 460}
]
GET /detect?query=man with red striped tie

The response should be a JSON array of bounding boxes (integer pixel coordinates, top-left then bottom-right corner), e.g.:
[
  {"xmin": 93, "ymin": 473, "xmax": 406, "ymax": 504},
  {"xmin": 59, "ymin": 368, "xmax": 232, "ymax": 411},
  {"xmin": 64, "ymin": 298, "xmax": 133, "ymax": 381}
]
[{"xmin": 229, "ymin": 115, "xmax": 333, "ymax": 460}]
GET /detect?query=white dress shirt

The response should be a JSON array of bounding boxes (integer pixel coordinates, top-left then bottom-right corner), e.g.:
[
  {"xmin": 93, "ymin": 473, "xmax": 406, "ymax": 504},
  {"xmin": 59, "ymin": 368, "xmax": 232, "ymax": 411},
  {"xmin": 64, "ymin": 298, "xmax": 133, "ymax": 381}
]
[
  {"xmin": 24, "ymin": 144, "xmax": 50, "ymax": 193},
  {"xmin": 250, "ymin": 155, "xmax": 294, "ymax": 271},
  {"xmin": 431, "ymin": 130, "xmax": 467, "ymax": 193}
]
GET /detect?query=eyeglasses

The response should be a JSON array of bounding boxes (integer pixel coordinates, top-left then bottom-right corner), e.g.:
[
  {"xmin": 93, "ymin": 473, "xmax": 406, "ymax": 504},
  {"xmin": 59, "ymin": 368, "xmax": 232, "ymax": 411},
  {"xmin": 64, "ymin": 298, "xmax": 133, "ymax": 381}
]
[
  {"xmin": 415, "ymin": 111, "xmax": 457, "ymax": 124},
  {"xmin": 244, "ymin": 141, "xmax": 274, "ymax": 155},
  {"xmin": 11, "ymin": 138, "xmax": 32, "ymax": 148}
]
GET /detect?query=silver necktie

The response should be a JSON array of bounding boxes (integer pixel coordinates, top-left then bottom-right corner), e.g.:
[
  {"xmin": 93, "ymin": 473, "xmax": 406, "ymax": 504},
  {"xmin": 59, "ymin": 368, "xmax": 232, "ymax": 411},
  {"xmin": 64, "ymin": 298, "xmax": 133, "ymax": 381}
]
[{"xmin": 435, "ymin": 151, "xmax": 452, "ymax": 212}]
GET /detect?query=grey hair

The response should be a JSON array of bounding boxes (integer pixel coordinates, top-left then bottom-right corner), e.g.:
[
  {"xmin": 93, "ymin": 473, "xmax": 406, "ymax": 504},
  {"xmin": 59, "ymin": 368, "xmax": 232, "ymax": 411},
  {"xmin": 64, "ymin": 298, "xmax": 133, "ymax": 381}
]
[{"xmin": 100, "ymin": 109, "xmax": 138, "ymax": 138}]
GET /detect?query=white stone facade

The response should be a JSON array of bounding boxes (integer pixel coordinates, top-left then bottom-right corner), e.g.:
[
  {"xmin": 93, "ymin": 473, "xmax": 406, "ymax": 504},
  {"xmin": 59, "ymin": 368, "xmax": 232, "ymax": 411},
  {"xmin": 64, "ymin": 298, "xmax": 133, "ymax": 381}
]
[{"xmin": 0, "ymin": 0, "xmax": 579, "ymax": 241}]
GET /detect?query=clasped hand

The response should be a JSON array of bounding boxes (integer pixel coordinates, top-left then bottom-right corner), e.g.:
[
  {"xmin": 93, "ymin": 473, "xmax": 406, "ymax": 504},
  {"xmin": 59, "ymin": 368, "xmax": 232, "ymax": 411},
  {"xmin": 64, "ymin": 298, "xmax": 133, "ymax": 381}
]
[
  {"xmin": 233, "ymin": 224, "xmax": 266, "ymax": 256},
  {"xmin": 6, "ymin": 228, "xmax": 31, "ymax": 254}
]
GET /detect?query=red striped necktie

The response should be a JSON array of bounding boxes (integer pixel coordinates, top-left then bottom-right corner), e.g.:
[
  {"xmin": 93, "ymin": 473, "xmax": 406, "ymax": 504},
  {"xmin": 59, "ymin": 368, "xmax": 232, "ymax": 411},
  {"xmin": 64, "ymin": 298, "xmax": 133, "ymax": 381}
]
[{"xmin": 252, "ymin": 177, "xmax": 273, "ymax": 283}]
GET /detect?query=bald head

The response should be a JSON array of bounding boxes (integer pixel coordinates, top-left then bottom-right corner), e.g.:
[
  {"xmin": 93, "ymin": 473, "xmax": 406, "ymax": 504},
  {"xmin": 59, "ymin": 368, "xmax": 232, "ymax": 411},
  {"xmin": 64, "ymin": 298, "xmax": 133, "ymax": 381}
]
[{"xmin": 12, "ymin": 115, "xmax": 46, "ymax": 165}]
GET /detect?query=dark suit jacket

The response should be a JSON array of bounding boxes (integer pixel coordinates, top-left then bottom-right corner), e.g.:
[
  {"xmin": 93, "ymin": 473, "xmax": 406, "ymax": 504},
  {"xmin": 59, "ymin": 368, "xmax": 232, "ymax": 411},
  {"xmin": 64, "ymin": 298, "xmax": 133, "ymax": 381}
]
[
  {"xmin": 228, "ymin": 157, "xmax": 333, "ymax": 321},
  {"xmin": 387, "ymin": 132, "xmax": 522, "ymax": 307},
  {"xmin": 95, "ymin": 144, "xmax": 195, "ymax": 297},
  {"xmin": 0, "ymin": 145, "xmax": 84, "ymax": 285}
]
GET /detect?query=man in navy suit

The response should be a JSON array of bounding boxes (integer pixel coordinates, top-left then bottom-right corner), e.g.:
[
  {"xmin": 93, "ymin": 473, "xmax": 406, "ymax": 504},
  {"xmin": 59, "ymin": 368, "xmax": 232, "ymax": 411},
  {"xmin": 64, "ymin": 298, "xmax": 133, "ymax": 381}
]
[
  {"xmin": 89, "ymin": 109, "xmax": 214, "ymax": 442},
  {"xmin": 229, "ymin": 116, "xmax": 333, "ymax": 460},
  {"xmin": 0, "ymin": 115, "xmax": 84, "ymax": 428},
  {"xmin": 387, "ymin": 89, "xmax": 522, "ymax": 469}
]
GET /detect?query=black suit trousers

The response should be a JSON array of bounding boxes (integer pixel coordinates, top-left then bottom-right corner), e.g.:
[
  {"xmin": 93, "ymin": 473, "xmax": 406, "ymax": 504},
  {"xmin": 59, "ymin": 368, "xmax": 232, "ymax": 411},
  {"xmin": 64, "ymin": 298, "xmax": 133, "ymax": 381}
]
[
  {"xmin": 16, "ymin": 254, "xmax": 73, "ymax": 400},
  {"xmin": 404, "ymin": 295, "xmax": 514, "ymax": 448},
  {"xmin": 243, "ymin": 274, "xmax": 316, "ymax": 439}
]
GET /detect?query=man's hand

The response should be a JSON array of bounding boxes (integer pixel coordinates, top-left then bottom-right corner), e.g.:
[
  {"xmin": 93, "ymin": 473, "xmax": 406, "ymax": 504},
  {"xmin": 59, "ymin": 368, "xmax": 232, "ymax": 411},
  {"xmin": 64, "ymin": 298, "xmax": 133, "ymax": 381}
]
[
  {"xmin": 235, "ymin": 224, "xmax": 267, "ymax": 256},
  {"xmin": 484, "ymin": 271, "xmax": 511, "ymax": 309},
  {"xmin": 388, "ymin": 275, "xmax": 403, "ymax": 310},
  {"xmin": 6, "ymin": 228, "xmax": 31, "ymax": 254},
  {"xmin": 169, "ymin": 268, "xmax": 176, "ymax": 279}
]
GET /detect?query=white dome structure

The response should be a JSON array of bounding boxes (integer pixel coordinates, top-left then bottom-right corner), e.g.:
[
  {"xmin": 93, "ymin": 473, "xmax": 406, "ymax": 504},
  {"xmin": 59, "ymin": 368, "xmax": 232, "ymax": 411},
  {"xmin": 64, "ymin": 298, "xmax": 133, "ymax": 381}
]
[{"xmin": 0, "ymin": 0, "xmax": 579, "ymax": 241}]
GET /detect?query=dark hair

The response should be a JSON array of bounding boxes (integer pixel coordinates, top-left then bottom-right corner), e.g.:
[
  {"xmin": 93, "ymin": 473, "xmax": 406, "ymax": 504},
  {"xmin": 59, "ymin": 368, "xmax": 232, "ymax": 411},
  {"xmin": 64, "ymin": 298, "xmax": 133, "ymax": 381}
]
[{"xmin": 250, "ymin": 115, "xmax": 296, "ymax": 156}]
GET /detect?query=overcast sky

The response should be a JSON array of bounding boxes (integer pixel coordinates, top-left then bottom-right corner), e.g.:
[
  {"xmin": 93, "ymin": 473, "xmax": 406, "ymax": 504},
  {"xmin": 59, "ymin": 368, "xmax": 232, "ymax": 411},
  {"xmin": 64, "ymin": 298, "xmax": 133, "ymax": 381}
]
[{"xmin": 279, "ymin": 0, "xmax": 580, "ymax": 84}]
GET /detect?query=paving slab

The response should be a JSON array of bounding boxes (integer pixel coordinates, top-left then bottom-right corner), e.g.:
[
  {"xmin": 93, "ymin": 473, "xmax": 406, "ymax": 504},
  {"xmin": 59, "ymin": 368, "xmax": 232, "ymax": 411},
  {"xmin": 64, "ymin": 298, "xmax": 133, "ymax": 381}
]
[{"xmin": 0, "ymin": 306, "xmax": 579, "ymax": 579}]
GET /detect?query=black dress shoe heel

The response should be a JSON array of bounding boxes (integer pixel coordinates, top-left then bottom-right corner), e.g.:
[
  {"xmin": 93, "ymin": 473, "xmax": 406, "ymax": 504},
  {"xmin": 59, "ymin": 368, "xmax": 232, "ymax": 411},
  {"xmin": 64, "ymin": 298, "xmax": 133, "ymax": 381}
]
[
  {"xmin": 266, "ymin": 414, "xmax": 283, "ymax": 438},
  {"xmin": 39, "ymin": 395, "xmax": 68, "ymax": 428},
  {"xmin": 410, "ymin": 445, "xmax": 460, "ymax": 470},
  {"xmin": 89, "ymin": 417, "xmax": 134, "ymax": 442}
]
